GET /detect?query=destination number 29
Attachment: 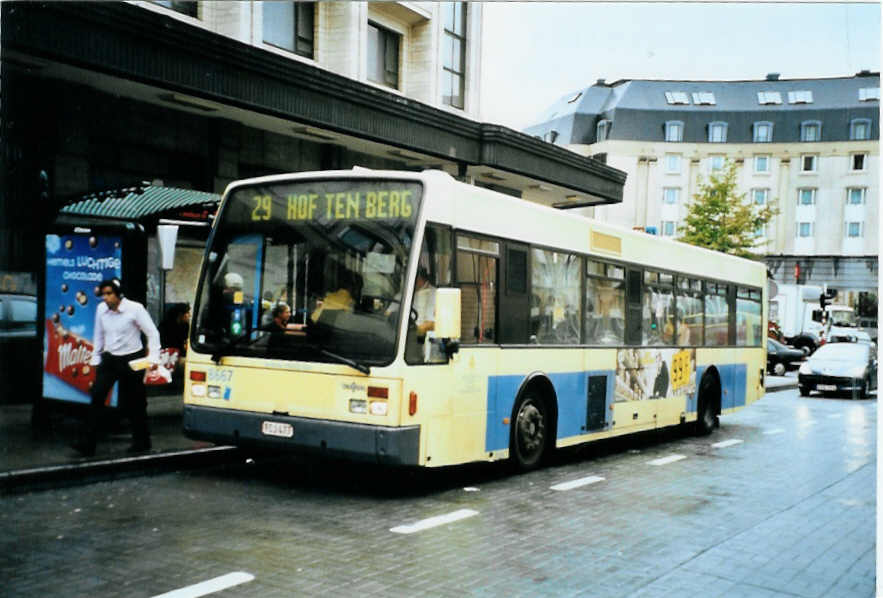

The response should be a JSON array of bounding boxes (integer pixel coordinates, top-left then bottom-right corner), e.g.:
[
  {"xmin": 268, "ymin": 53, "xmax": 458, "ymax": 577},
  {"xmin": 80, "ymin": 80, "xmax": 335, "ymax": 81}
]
[{"xmin": 252, "ymin": 195, "xmax": 272, "ymax": 221}]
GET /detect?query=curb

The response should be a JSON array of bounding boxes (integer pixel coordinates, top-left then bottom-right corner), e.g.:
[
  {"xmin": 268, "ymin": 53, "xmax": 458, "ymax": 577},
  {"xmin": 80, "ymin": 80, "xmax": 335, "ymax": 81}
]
[
  {"xmin": 1, "ymin": 445, "xmax": 240, "ymax": 494},
  {"xmin": 765, "ymin": 383, "xmax": 798, "ymax": 394}
]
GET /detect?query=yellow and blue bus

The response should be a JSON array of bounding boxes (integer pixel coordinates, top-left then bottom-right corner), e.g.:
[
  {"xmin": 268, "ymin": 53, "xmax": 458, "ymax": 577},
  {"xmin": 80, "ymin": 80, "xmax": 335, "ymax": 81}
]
[{"xmin": 184, "ymin": 169, "xmax": 766, "ymax": 470}]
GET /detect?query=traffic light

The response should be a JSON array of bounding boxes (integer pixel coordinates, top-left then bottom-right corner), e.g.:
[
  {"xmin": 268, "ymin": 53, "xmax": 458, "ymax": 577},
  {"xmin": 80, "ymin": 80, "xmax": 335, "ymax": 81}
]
[{"xmin": 819, "ymin": 292, "xmax": 828, "ymax": 309}]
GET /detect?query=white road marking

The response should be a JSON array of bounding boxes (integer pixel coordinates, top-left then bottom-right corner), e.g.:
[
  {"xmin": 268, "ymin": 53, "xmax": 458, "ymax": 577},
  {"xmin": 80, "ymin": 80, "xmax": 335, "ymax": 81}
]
[
  {"xmin": 763, "ymin": 428, "xmax": 784, "ymax": 435},
  {"xmin": 712, "ymin": 439, "xmax": 744, "ymax": 448},
  {"xmin": 647, "ymin": 454, "xmax": 686, "ymax": 466},
  {"xmin": 151, "ymin": 572, "xmax": 255, "ymax": 598},
  {"xmin": 550, "ymin": 475, "xmax": 605, "ymax": 491},
  {"xmin": 390, "ymin": 509, "xmax": 479, "ymax": 534}
]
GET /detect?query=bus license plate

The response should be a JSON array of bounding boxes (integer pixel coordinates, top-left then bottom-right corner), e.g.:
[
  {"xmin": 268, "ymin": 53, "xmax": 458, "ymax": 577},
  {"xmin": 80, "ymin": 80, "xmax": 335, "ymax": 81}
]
[
  {"xmin": 262, "ymin": 421, "xmax": 294, "ymax": 438},
  {"xmin": 817, "ymin": 384, "xmax": 837, "ymax": 391}
]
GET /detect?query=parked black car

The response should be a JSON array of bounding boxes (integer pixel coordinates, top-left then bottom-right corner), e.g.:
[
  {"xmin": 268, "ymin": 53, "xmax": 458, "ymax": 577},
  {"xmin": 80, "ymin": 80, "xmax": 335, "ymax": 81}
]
[
  {"xmin": 767, "ymin": 338, "xmax": 805, "ymax": 376},
  {"xmin": 798, "ymin": 341, "xmax": 878, "ymax": 398},
  {"xmin": 0, "ymin": 293, "xmax": 41, "ymax": 403}
]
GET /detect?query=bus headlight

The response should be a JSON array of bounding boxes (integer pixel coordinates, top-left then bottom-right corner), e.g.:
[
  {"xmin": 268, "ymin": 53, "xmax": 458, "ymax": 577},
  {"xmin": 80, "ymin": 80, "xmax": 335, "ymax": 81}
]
[
  {"xmin": 349, "ymin": 398, "xmax": 367, "ymax": 414},
  {"xmin": 369, "ymin": 400, "xmax": 388, "ymax": 416}
]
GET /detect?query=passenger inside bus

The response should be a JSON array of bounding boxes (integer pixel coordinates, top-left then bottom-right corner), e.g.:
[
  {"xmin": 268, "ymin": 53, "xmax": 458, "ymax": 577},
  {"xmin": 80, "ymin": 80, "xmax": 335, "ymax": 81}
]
[{"xmin": 310, "ymin": 269, "xmax": 361, "ymax": 324}]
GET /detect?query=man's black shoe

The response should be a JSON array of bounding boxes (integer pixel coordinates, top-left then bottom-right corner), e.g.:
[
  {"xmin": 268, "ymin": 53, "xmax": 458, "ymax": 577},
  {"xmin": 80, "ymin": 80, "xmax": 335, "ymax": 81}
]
[{"xmin": 71, "ymin": 442, "xmax": 96, "ymax": 457}]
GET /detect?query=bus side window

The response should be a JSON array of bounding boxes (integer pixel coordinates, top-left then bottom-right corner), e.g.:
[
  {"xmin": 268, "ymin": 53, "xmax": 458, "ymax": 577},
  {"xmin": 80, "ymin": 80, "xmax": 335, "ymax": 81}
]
[
  {"xmin": 405, "ymin": 224, "xmax": 452, "ymax": 364},
  {"xmin": 456, "ymin": 235, "xmax": 499, "ymax": 344}
]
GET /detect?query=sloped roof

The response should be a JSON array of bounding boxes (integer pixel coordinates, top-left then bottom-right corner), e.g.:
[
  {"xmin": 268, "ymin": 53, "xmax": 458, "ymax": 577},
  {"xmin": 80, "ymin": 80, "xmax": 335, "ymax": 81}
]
[{"xmin": 61, "ymin": 186, "xmax": 220, "ymax": 221}]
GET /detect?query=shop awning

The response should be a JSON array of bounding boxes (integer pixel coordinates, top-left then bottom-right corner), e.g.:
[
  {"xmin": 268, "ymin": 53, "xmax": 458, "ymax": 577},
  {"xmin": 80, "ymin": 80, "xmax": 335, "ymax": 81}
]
[{"xmin": 61, "ymin": 186, "xmax": 221, "ymax": 222}]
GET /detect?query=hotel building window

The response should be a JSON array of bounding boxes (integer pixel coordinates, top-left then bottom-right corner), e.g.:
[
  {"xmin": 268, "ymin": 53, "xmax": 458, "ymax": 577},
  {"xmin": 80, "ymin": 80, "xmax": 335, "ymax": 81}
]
[
  {"xmin": 368, "ymin": 21, "xmax": 401, "ymax": 89},
  {"xmin": 757, "ymin": 91, "xmax": 782, "ymax": 105},
  {"xmin": 800, "ymin": 154, "xmax": 817, "ymax": 173},
  {"xmin": 852, "ymin": 153, "xmax": 867, "ymax": 171},
  {"xmin": 800, "ymin": 121, "xmax": 821, "ymax": 142},
  {"xmin": 152, "ymin": 1, "xmax": 198, "ymax": 18},
  {"xmin": 796, "ymin": 222, "xmax": 814, "ymax": 237},
  {"xmin": 664, "ymin": 121, "xmax": 684, "ymax": 142},
  {"xmin": 661, "ymin": 221, "xmax": 677, "ymax": 237},
  {"xmin": 441, "ymin": 2, "xmax": 466, "ymax": 109},
  {"xmin": 753, "ymin": 188, "xmax": 769, "ymax": 205},
  {"xmin": 663, "ymin": 188, "xmax": 680, "ymax": 205},
  {"xmin": 798, "ymin": 188, "xmax": 816, "ymax": 205},
  {"xmin": 858, "ymin": 87, "xmax": 880, "ymax": 101},
  {"xmin": 665, "ymin": 154, "xmax": 681, "ymax": 174},
  {"xmin": 754, "ymin": 154, "xmax": 770, "ymax": 173},
  {"xmin": 708, "ymin": 121, "xmax": 728, "ymax": 143},
  {"xmin": 263, "ymin": 1, "xmax": 314, "ymax": 58},
  {"xmin": 846, "ymin": 222, "xmax": 864, "ymax": 237},
  {"xmin": 847, "ymin": 188, "xmax": 866, "ymax": 205},
  {"xmin": 849, "ymin": 118, "xmax": 872, "ymax": 141},
  {"xmin": 596, "ymin": 119, "xmax": 612, "ymax": 142},
  {"xmin": 664, "ymin": 92, "xmax": 689, "ymax": 105},
  {"xmin": 710, "ymin": 155, "xmax": 725, "ymax": 172},
  {"xmin": 788, "ymin": 90, "xmax": 814, "ymax": 104},
  {"xmin": 753, "ymin": 121, "xmax": 773, "ymax": 142}
]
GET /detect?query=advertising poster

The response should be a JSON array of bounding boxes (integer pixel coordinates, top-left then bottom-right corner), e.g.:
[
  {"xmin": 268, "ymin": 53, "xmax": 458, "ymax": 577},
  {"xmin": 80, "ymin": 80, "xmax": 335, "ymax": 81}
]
[
  {"xmin": 43, "ymin": 233, "xmax": 122, "ymax": 405},
  {"xmin": 615, "ymin": 347, "xmax": 697, "ymax": 402}
]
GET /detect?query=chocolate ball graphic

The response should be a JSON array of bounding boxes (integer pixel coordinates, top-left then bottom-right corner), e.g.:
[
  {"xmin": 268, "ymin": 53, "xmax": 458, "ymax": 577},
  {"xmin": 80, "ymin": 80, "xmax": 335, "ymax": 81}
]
[
  {"xmin": 61, "ymin": 283, "xmax": 69, "ymax": 293},
  {"xmin": 66, "ymin": 305, "xmax": 75, "ymax": 316},
  {"xmin": 64, "ymin": 239, "xmax": 73, "ymax": 250},
  {"xmin": 76, "ymin": 291, "xmax": 88, "ymax": 306},
  {"xmin": 89, "ymin": 236, "xmax": 97, "ymax": 248},
  {"xmin": 94, "ymin": 286, "xmax": 101, "ymax": 297},
  {"xmin": 51, "ymin": 313, "xmax": 60, "ymax": 323}
]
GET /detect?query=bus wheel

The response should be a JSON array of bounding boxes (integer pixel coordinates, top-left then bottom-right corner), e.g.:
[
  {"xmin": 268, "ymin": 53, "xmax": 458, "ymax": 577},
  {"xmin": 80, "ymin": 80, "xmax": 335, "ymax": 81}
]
[
  {"xmin": 695, "ymin": 374, "xmax": 719, "ymax": 436},
  {"xmin": 511, "ymin": 392, "xmax": 547, "ymax": 471}
]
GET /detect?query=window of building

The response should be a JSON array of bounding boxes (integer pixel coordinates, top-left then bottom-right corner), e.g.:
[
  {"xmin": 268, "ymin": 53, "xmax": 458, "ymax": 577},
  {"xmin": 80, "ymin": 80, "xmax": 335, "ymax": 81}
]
[
  {"xmin": 797, "ymin": 222, "xmax": 814, "ymax": 237},
  {"xmin": 152, "ymin": 1, "xmax": 198, "ymax": 18},
  {"xmin": 753, "ymin": 188, "xmax": 769, "ymax": 205},
  {"xmin": 757, "ymin": 91, "xmax": 783, "ymax": 105},
  {"xmin": 531, "ymin": 249, "xmax": 582, "ymax": 344},
  {"xmin": 754, "ymin": 154, "xmax": 770, "ymax": 173},
  {"xmin": 664, "ymin": 121, "xmax": 684, "ymax": 142},
  {"xmin": 263, "ymin": 1, "xmax": 314, "ymax": 58},
  {"xmin": 753, "ymin": 121, "xmax": 773, "ymax": 143},
  {"xmin": 798, "ymin": 188, "xmax": 816, "ymax": 205},
  {"xmin": 859, "ymin": 87, "xmax": 880, "ymax": 101},
  {"xmin": 847, "ymin": 188, "xmax": 866, "ymax": 205},
  {"xmin": 456, "ymin": 235, "xmax": 498, "ymax": 343},
  {"xmin": 664, "ymin": 91, "xmax": 689, "ymax": 105},
  {"xmin": 585, "ymin": 260, "xmax": 625, "ymax": 346},
  {"xmin": 710, "ymin": 155, "xmax": 725, "ymax": 171},
  {"xmin": 852, "ymin": 153, "xmax": 867, "ymax": 171},
  {"xmin": 368, "ymin": 21, "xmax": 401, "ymax": 89},
  {"xmin": 692, "ymin": 92, "xmax": 716, "ymax": 105},
  {"xmin": 849, "ymin": 118, "xmax": 872, "ymax": 141},
  {"xmin": 596, "ymin": 119, "xmax": 612, "ymax": 142},
  {"xmin": 800, "ymin": 121, "xmax": 821, "ymax": 142},
  {"xmin": 661, "ymin": 221, "xmax": 677, "ymax": 237},
  {"xmin": 708, "ymin": 122, "xmax": 728, "ymax": 143},
  {"xmin": 754, "ymin": 224, "xmax": 767, "ymax": 238},
  {"xmin": 663, "ymin": 188, "xmax": 680, "ymax": 205},
  {"xmin": 788, "ymin": 90, "xmax": 814, "ymax": 104},
  {"xmin": 846, "ymin": 222, "xmax": 864, "ymax": 238},
  {"xmin": 665, "ymin": 154, "xmax": 681, "ymax": 173},
  {"xmin": 801, "ymin": 154, "xmax": 817, "ymax": 172},
  {"xmin": 441, "ymin": 2, "xmax": 466, "ymax": 109},
  {"xmin": 544, "ymin": 130, "xmax": 559, "ymax": 144}
]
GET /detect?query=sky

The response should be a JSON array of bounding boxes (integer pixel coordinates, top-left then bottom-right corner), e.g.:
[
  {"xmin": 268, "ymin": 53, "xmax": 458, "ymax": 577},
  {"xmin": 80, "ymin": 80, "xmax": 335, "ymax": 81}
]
[{"xmin": 480, "ymin": 2, "xmax": 881, "ymax": 131}]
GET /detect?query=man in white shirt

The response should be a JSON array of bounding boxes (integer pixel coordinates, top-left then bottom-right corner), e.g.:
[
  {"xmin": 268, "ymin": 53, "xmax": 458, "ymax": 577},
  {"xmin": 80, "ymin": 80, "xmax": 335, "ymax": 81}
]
[
  {"xmin": 413, "ymin": 267, "xmax": 436, "ymax": 341},
  {"xmin": 74, "ymin": 279, "xmax": 160, "ymax": 456}
]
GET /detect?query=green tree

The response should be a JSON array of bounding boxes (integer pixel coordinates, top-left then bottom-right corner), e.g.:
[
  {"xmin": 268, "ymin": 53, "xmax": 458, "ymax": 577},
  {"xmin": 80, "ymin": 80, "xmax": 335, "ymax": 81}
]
[{"xmin": 678, "ymin": 160, "xmax": 778, "ymax": 259}]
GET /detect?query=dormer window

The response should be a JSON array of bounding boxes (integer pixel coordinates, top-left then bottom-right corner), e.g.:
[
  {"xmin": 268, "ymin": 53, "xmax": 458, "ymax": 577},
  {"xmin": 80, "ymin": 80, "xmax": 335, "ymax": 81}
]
[
  {"xmin": 858, "ymin": 87, "xmax": 880, "ymax": 101},
  {"xmin": 850, "ymin": 118, "xmax": 871, "ymax": 140},
  {"xmin": 757, "ymin": 91, "xmax": 783, "ymax": 105},
  {"xmin": 708, "ymin": 122, "xmax": 728, "ymax": 143},
  {"xmin": 664, "ymin": 121, "xmax": 684, "ymax": 142},
  {"xmin": 544, "ymin": 130, "xmax": 559, "ymax": 144},
  {"xmin": 596, "ymin": 119, "xmax": 612, "ymax": 142},
  {"xmin": 800, "ymin": 121, "xmax": 822, "ymax": 142},
  {"xmin": 788, "ymin": 90, "xmax": 814, "ymax": 104},
  {"xmin": 665, "ymin": 92, "xmax": 689, "ymax": 105},
  {"xmin": 753, "ymin": 122, "xmax": 773, "ymax": 143},
  {"xmin": 692, "ymin": 92, "xmax": 716, "ymax": 105}
]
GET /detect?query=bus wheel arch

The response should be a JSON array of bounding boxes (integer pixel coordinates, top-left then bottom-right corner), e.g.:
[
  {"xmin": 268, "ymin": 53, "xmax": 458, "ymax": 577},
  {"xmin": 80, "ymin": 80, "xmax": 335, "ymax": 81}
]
[
  {"xmin": 695, "ymin": 367, "xmax": 721, "ymax": 436},
  {"xmin": 509, "ymin": 373, "xmax": 558, "ymax": 471}
]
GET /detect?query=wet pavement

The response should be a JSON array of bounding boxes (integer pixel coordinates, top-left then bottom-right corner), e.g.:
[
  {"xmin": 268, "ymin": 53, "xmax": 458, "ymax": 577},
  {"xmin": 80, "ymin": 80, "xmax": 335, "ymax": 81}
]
[{"xmin": 1, "ymin": 376, "xmax": 799, "ymax": 492}]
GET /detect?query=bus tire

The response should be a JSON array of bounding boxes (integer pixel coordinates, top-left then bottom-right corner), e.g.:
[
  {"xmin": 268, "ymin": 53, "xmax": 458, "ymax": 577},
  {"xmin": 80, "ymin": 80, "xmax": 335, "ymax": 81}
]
[
  {"xmin": 510, "ymin": 391, "xmax": 548, "ymax": 472},
  {"xmin": 695, "ymin": 372, "xmax": 720, "ymax": 436}
]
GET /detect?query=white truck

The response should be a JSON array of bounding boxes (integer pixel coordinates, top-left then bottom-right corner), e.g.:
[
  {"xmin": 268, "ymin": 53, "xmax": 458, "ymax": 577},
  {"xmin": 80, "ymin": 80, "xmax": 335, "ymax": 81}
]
[{"xmin": 769, "ymin": 284, "xmax": 825, "ymax": 354}]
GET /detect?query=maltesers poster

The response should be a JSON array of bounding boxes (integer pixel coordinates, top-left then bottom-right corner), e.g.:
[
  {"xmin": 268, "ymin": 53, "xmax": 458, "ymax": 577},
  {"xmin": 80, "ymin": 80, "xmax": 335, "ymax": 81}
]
[{"xmin": 43, "ymin": 233, "xmax": 122, "ymax": 405}]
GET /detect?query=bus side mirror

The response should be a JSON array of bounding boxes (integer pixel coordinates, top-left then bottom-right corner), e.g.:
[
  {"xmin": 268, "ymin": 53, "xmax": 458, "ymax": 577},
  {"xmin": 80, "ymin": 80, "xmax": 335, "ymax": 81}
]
[{"xmin": 434, "ymin": 288, "xmax": 461, "ymax": 356}]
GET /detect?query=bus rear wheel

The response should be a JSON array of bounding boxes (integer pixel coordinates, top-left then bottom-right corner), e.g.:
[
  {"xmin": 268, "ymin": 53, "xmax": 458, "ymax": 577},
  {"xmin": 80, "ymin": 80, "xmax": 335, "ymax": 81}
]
[
  {"xmin": 695, "ymin": 374, "xmax": 719, "ymax": 436},
  {"xmin": 511, "ymin": 392, "xmax": 547, "ymax": 471}
]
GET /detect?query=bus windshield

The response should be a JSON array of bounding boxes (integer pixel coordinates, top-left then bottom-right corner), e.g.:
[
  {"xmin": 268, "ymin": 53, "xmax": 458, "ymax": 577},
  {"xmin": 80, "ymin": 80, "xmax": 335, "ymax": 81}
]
[
  {"xmin": 828, "ymin": 308, "xmax": 857, "ymax": 327},
  {"xmin": 192, "ymin": 179, "xmax": 422, "ymax": 366}
]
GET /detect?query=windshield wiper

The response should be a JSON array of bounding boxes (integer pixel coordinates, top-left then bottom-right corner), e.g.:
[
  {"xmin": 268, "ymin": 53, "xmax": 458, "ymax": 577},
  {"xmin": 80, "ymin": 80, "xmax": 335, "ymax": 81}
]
[
  {"xmin": 210, "ymin": 331, "xmax": 268, "ymax": 363},
  {"xmin": 319, "ymin": 349, "xmax": 371, "ymax": 375}
]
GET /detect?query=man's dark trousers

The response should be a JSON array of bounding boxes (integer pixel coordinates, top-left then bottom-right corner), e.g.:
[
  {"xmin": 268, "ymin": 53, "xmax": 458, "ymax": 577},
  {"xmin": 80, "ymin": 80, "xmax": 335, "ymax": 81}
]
[{"xmin": 82, "ymin": 350, "xmax": 150, "ymax": 453}]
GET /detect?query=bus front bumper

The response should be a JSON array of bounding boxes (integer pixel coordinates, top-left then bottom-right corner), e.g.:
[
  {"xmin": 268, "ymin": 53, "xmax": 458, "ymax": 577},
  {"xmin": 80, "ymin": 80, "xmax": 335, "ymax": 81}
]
[{"xmin": 183, "ymin": 405, "xmax": 420, "ymax": 466}]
